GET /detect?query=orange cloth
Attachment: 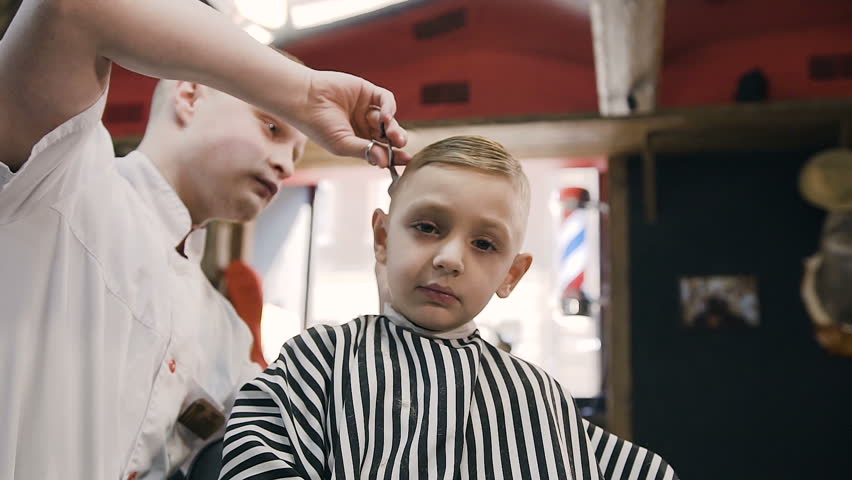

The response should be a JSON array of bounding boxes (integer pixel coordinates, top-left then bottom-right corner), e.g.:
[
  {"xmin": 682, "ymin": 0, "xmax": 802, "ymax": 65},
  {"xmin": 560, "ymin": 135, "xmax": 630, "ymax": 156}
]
[{"xmin": 224, "ymin": 260, "xmax": 267, "ymax": 369}]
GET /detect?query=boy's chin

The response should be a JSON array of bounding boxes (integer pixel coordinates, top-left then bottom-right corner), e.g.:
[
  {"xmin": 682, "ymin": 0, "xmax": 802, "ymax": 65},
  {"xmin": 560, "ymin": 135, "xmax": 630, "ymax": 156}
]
[
  {"xmin": 225, "ymin": 197, "xmax": 263, "ymax": 223},
  {"xmin": 406, "ymin": 304, "xmax": 471, "ymax": 333}
]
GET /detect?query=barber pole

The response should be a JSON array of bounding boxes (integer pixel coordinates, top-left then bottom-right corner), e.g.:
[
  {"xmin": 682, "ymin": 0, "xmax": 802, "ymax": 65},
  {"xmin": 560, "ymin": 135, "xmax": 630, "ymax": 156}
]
[{"xmin": 557, "ymin": 187, "xmax": 591, "ymax": 315}]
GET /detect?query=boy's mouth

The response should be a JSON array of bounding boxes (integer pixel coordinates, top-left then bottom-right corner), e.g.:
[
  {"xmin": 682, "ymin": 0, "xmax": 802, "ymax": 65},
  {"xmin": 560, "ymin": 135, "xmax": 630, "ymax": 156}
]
[
  {"xmin": 417, "ymin": 284, "xmax": 460, "ymax": 305},
  {"xmin": 254, "ymin": 176, "xmax": 279, "ymax": 198}
]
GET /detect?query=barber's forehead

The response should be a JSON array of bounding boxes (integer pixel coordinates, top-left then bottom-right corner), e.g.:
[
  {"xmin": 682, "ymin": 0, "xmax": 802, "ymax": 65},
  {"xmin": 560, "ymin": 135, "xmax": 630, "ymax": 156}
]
[
  {"xmin": 200, "ymin": 88, "xmax": 284, "ymax": 125},
  {"xmin": 231, "ymin": 96, "xmax": 286, "ymax": 124}
]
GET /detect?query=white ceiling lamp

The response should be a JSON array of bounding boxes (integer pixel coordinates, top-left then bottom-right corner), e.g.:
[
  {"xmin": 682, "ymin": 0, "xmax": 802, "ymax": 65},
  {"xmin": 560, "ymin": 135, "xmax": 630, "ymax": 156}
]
[
  {"xmin": 291, "ymin": 0, "xmax": 410, "ymax": 30},
  {"xmin": 243, "ymin": 23, "xmax": 276, "ymax": 45},
  {"xmin": 234, "ymin": 0, "xmax": 289, "ymax": 30}
]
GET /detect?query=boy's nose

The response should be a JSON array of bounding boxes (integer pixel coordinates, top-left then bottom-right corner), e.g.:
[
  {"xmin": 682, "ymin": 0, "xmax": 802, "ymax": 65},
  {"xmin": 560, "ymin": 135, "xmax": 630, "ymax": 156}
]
[
  {"xmin": 269, "ymin": 151, "xmax": 295, "ymax": 180},
  {"xmin": 433, "ymin": 239, "xmax": 464, "ymax": 276}
]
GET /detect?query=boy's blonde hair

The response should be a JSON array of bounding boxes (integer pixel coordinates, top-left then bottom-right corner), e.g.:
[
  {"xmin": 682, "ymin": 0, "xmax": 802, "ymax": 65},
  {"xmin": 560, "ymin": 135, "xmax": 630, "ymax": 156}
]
[{"xmin": 392, "ymin": 135, "xmax": 530, "ymax": 215}]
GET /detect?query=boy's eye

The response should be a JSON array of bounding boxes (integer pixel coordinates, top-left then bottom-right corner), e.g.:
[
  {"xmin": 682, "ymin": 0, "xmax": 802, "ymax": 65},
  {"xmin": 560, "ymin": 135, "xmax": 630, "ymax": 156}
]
[
  {"xmin": 266, "ymin": 122, "xmax": 278, "ymax": 134},
  {"xmin": 413, "ymin": 222, "xmax": 438, "ymax": 234},
  {"xmin": 472, "ymin": 239, "xmax": 496, "ymax": 252}
]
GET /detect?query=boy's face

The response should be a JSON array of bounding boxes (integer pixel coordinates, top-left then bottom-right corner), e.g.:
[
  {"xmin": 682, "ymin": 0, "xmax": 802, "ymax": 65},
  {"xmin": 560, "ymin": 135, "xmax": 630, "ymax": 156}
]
[
  {"xmin": 373, "ymin": 164, "xmax": 532, "ymax": 332},
  {"xmin": 176, "ymin": 83, "xmax": 308, "ymax": 223}
]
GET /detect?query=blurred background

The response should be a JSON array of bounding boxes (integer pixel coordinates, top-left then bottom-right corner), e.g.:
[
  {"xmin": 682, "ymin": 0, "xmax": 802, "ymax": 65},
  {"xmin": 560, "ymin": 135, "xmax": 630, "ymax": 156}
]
[{"xmin": 5, "ymin": 1, "xmax": 852, "ymax": 478}]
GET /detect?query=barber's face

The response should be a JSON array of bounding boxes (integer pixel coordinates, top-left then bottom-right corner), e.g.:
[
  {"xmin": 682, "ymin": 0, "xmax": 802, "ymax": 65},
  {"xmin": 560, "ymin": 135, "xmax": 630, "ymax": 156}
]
[{"xmin": 181, "ymin": 86, "xmax": 307, "ymax": 223}]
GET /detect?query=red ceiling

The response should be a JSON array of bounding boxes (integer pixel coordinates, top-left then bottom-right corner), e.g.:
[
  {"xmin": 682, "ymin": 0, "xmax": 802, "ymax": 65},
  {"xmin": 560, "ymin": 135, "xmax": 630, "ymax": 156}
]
[
  {"xmin": 285, "ymin": 0, "xmax": 597, "ymax": 120},
  {"xmin": 661, "ymin": 0, "xmax": 852, "ymax": 106},
  {"xmin": 105, "ymin": 0, "xmax": 852, "ymax": 136},
  {"xmin": 663, "ymin": 0, "xmax": 852, "ymax": 59}
]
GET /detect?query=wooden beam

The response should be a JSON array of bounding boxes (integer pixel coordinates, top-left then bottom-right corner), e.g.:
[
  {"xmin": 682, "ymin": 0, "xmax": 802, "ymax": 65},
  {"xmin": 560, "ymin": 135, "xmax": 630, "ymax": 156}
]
[
  {"xmin": 606, "ymin": 155, "xmax": 634, "ymax": 439},
  {"xmin": 641, "ymin": 143, "xmax": 657, "ymax": 223},
  {"xmin": 293, "ymin": 97, "xmax": 852, "ymax": 169},
  {"xmin": 591, "ymin": 0, "xmax": 666, "ymax": 115}
]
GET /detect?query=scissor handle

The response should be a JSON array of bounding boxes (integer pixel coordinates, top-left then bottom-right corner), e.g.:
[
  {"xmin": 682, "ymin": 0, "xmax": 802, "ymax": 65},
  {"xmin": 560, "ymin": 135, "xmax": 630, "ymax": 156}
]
[{"xmin": 380, "ymin": 122, "xmax": 400, "ymax": 192}]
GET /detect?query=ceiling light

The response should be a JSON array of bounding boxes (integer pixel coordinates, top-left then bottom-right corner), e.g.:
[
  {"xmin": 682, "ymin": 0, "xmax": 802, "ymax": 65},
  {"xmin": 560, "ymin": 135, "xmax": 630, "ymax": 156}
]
[
  {"xmin": 235, "ymin": 0, "xmax": 288, "ymax": 30},
  {"xmin": 244, "ymin": 23, "xmax": 275, "ymax": 45},
  {"xmin": 291, "ymin": 0, "xmax": 409, "ymax": 30}
]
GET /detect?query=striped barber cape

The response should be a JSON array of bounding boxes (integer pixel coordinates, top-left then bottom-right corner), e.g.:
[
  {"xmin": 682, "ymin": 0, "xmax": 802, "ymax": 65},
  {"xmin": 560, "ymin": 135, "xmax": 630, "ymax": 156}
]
[{"xmin": 220, "ymin": 312, "xmax": 678, "ymax": 480}]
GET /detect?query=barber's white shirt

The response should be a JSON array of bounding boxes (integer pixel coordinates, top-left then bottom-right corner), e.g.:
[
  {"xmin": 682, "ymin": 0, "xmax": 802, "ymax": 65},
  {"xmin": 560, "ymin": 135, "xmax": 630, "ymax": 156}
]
[{"xmin": 0, "ymin": 90, "xmax": 259, "ymax": 479}]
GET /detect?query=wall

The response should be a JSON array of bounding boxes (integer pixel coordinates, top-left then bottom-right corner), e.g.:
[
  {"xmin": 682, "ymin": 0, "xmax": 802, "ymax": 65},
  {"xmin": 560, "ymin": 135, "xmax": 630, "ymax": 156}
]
[
  {"xmin": 660, "ymin": 23, "xmax": 852, "ymax": 107},
  {"xmin": 626, "ymin": 150, "xmax": 852, "ymax": 479},
  {"xmin": 105, "ymin": 66, "xmax": 157, "ymax": 138},
  {"xmin": 661, "ymin": 0, "xmax": 852, "ymax": 107},
  {"xmin": 285, "ymin": 0, "xmax": 597, "ymax": 121},
  {"xmin": 252, "ymin": 186, "xmax": 314, "ymax": 363}
]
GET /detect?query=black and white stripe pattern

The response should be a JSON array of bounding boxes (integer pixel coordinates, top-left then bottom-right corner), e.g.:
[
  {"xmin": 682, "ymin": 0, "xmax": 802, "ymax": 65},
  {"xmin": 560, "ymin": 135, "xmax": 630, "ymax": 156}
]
[{"xmin": 221, "ymin": 315, "xmax": 677, "ymax": 479}]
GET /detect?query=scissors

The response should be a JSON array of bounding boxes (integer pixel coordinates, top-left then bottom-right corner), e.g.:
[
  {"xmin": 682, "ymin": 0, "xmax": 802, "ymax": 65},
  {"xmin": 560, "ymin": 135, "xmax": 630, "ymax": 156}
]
[{"xmin": 365, "ymin": 120, "xmax": 400, "ymax": 194}]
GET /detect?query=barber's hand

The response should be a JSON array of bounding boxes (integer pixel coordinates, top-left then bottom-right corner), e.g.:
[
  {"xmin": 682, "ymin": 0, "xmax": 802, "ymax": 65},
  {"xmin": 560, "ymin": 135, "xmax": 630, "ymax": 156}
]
[{"xmin": 296, "ymin": 70, "xmax": 411, "ymax": 168}]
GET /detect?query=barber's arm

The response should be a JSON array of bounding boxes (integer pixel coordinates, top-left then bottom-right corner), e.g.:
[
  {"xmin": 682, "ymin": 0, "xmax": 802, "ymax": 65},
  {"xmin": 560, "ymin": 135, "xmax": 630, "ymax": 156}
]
[{"xmin": 1, "ymin": 0, "xmax": 408, "ymax": 171}]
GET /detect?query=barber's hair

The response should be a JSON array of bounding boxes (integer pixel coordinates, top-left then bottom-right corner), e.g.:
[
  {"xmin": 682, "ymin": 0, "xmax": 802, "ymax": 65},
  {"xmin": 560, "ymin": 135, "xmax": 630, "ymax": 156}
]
[
  {"xmin": 394, "ymin": 136, "xmax": 530, "ymax": 212},
  {"xmin": 148, "ymin": 48, "xmax": 304, "ymax": 119}
]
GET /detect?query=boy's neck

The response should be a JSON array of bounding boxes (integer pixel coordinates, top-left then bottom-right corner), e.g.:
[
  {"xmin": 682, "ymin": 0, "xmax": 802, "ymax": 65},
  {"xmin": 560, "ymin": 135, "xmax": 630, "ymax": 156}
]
[{"xmin": 382, "ymin": 304, "xmax": 478, "ymax": 340}]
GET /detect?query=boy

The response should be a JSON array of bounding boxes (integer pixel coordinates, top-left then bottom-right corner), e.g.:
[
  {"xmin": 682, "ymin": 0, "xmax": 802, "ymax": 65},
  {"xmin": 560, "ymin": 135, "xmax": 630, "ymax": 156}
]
[{"xmin": 219, "ymin": 136, "xmax": 678, "ymax": 479}]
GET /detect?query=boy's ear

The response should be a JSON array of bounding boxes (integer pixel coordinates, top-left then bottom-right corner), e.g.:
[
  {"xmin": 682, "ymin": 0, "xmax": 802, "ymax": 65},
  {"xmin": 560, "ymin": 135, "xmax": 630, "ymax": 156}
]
[
  {"xmin": 173, "ymin": 81, "xmax": 202, "ymax": 126},
  {"xmin": 496, "ymin": 253, "xmax": 533, "ymax": 298},
  {"xmin": 372, "ymin": 208, "xmax": 389, "ymax": 264}
]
